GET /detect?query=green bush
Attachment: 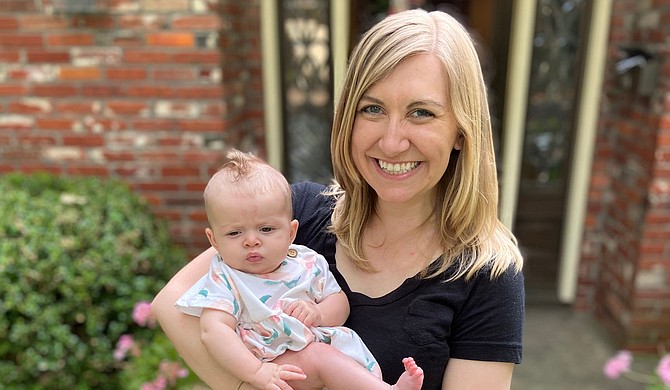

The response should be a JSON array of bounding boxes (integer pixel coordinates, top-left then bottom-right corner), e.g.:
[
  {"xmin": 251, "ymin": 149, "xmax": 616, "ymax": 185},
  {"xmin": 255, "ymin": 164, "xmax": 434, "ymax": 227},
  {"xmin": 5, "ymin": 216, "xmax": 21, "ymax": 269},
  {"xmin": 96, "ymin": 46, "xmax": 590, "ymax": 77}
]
[{"xmin": 0, "ymin": 172, "xmax": 187, "ymax": 389}]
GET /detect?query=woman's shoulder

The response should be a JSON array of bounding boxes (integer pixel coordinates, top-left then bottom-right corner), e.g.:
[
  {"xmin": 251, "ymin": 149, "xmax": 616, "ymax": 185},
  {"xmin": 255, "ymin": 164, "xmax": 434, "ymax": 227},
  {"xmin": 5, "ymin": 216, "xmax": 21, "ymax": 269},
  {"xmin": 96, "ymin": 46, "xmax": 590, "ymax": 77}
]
[{"xmin": 290, "ymin": 181, "xmax": 337, "ymax": 262}]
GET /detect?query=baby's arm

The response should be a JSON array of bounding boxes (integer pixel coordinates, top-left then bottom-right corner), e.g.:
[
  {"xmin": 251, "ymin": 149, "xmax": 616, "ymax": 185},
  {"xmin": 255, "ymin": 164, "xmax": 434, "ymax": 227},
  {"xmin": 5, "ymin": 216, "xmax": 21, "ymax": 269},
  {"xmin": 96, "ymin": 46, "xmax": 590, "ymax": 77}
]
[
  {"xmin": 282, "ymin": 291, "xmax": 349, "ymax": 327},
  {"xmin": 200, "ymin": 308, "xmax": 306, "ymax": 389}
]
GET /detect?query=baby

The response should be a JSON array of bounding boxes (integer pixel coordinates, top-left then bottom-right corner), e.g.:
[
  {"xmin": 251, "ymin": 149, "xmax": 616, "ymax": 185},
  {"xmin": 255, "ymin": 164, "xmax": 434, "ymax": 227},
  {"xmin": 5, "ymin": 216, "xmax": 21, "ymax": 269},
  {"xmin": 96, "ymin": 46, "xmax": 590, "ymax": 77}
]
[{"xmin": 175, "ymin": 149, "xmax": 423, "ymax": 390}]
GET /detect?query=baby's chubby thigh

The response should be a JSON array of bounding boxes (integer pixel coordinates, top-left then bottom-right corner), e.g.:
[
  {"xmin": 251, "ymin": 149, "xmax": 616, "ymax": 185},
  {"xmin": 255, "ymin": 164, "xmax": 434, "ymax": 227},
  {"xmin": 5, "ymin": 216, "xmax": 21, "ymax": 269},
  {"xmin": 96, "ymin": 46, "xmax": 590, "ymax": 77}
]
[{"xmin": 272, "ymin": 342, "xmax": 336, "ymax": 390}]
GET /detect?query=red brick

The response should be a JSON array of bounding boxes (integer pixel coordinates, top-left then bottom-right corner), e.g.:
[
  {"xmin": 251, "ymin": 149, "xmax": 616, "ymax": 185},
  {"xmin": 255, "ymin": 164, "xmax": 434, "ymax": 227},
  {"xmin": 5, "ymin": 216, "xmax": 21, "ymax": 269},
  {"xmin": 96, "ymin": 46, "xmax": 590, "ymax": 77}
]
[
  {"xmin": 132, "ymin": 119, "xmax": 175, "ymax": 131},
  {"xmin": 0, "ymin": 33, "xmax": 43, "ymax": 47},
  {"xmin": 171, "ymin": 15, "xmax": 221, "ymax": 30},
  {"xmin": 20, "ymin": 15, "xmax": 70, "ymax": 30},
  {"xmin": 175, "ymin": 86, "xmax": 223, "ymax": 99},
  {"xmin": 124, "ymin": 49, "xmax": 172, "ymax": 63},
  {"xmin": 118, "ymin": 15, "xmax": 166, "ymax": 29},
  {"xmin": 104, "ymin": 151, "xmax": 136, "ymax": 161},
  {"xmin": 33, "ymin": 85, "xmax": 78, "ymax": 97},
  {"xmin": 71, "ymin": 14, "xmax": 114, "ymax": 29},
  {"xmin": 153, "ymin": 68, "xmax": 196, "ymax": 81},
  {"xmin": 8, "ymin": 100, "xmax": 52, "ymax": 114},
  {"xmin": 26, "ymin": 50, "xmax": 71, "ymax": 63},
  {"xmin": 0, "ymin": 17, "xmax": 20, "ymax": 30},
  {"xmin": 0, "ymin": 0, "xmax": 37, "ymax": 12},
  {"xmin": 146, "ymin": 32, "xmax": 194, "ymax": 47},
  {"xmin": 66, "ymin": 166, "xmax": 109, "ymax": 176},
  {"xmin": 47, "ymin": 33, "xmax": 94, "ymax": 46},
  {"xmin": 59, "ymin": 66, "xmax": 101, "ymax": 80},
  {"xmin": 106, "ymin": 67, "xmax": 148, "ymax": 80},
  {"xmin": 172, "ymin": 51, "xmax": 221, "ymax": 64},
  {"xmin": 0, "ymin": 50, "xmax": 20, "ymax": 62},
  {"xmin": 0, "ymin": 84, "xmax": 29, "ymax": 96},
  {"xmin": 81, "ymin": 85, "xmax": 123, "ymax": 97},
  {"xmin": 161, "ymin": 166, "xmax": 200, "ymax": 177},
  {"xmin": 106, "ymin": 101, "xmax": 148, "ymax": 115},
  {"xmin": 17, "ymin": 135, "xmax": 57, "ymax": 145},
  {"xmin": 113, "ymin": 35, "xmax": 144, "ymax": 47},
  {"xmin": 54, "ymin": 102, "xmax": 95, "ymax": 114},
  {"xmin": 63, "ymin": 135, "xmax": 105, "ymax": 146},
  {"xmin": 178, "ymin": 119, "xmax": 226, "ymax": 132},
  {"xmin": 136, "ymin": 182, "xmax": 181, "ymax": 191},
  {"xmin": 126, "ymin": 85, "xmax": 173, "ymax": 98},
  {"xmin": 35, "ymin": 118, "xmax": 75, "ymax": 130}
]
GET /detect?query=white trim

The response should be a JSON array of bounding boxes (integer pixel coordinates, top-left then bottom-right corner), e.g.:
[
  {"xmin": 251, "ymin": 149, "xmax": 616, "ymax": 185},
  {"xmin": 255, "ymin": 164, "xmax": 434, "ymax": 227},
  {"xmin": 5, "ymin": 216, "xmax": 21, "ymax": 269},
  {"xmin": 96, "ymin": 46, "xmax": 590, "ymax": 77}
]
[
  {"xmin": 331, "ymin": 0, "xmax": 350, "ymax": 108},
  {"xmin": 260, "ymin": 1, "xmax": 283, "ymax": 170},
  {"xmin": 499, "ymin": 0, "xmax": 537, "ymax": 229},
  {"xmin": 558, "ymin": 0, "xmax": 612, "ymax": 303}
]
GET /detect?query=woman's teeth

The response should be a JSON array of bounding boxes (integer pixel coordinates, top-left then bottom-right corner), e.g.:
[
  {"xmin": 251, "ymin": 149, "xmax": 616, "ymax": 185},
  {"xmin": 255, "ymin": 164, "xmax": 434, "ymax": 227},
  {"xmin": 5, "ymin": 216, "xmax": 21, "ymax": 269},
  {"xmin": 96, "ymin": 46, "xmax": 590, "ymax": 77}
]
[{"xmin": 378, "ymin": 160, "xmax": 418, "ymax": 174}]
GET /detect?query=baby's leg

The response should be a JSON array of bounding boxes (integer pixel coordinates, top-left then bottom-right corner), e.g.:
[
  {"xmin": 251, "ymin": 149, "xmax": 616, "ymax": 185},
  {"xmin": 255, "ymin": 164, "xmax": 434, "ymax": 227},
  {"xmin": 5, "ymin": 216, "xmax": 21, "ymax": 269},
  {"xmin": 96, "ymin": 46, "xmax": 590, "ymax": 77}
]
[
  {"xmin": 274, "ymin": 343, "xmax": 423, "ymax": 390},
  {"xmin": 390, "ymin": 357, "xmax": 424, "ymax": 390}
]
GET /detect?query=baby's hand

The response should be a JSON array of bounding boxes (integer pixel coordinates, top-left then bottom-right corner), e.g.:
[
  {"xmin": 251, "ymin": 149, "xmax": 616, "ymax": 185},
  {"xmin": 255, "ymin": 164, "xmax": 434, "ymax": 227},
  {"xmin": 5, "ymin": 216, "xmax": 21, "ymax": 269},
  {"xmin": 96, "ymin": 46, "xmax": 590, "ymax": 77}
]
[
  {"xmin": 250, "ymin": 362, "xmax": 306, "ymax": 390},
  {"xmin": 283, "ymin": 300, "xmax": 321, "ymax": 327}
]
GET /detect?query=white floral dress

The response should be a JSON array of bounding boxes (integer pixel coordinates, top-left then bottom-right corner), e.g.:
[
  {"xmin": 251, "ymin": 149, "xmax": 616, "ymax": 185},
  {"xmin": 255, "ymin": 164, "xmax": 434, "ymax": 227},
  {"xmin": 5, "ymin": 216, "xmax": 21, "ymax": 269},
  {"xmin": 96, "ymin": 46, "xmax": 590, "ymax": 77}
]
[{"xmin": 176, "ymin": 244, "xmax": 381, "ymax": 378}]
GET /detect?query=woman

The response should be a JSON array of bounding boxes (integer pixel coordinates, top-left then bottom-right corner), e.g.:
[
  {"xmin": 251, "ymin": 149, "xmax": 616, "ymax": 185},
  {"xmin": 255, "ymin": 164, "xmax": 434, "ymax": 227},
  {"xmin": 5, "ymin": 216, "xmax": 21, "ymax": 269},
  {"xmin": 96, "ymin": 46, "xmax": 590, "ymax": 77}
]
[{"xmin": 152, "ymin": 8, "xmax": 524, "ymax": 390}]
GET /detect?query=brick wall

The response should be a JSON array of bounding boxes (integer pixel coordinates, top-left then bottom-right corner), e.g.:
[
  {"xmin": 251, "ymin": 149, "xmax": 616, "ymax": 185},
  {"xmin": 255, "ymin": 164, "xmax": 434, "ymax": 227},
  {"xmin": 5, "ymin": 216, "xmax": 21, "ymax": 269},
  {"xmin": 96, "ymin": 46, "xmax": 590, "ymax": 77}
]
[
  {"xmin": 0, "ymin": 0, "xmax": 262, "ymax": 258},
  {"xmin": 578, "ymin": 0, "xmax": 670, "ymax": 351}
]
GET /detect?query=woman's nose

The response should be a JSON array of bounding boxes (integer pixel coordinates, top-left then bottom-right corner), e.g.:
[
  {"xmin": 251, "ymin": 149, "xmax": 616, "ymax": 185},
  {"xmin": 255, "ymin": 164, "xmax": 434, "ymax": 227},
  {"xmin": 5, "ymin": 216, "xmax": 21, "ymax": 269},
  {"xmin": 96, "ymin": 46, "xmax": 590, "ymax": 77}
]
[{"xmin": 378, "ymin": 119, "xmax": 410, "ymax": 156}]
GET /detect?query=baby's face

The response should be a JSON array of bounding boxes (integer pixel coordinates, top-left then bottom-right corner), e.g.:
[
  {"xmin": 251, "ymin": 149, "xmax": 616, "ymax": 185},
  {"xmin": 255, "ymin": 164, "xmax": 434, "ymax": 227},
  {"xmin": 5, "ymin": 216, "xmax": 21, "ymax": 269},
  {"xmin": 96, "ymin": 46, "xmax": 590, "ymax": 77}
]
[{"xmin": 206, "ymin": 189, "xmax": 297, "ymax": 275}]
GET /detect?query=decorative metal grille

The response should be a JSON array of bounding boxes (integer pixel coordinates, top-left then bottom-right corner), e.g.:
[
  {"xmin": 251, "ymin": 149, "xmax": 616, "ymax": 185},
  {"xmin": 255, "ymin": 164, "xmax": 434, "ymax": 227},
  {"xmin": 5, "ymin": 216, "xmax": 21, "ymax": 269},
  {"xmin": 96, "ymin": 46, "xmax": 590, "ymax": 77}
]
[
  {"xmin": 279, "ymin": 0, "xmax": 333, "ymax": 184},
  {"xmin": 522, "ymin": 0, "xmax": 586, "ymax": 186}
]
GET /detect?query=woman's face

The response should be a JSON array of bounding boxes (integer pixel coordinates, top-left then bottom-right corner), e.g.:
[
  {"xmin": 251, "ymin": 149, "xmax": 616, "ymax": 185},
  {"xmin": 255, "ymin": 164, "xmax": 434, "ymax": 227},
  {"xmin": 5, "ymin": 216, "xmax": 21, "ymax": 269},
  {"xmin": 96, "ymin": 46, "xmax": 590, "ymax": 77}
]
[{"xmin": 351, "ymin": 53, "xmax": 462, "ymax": 206}]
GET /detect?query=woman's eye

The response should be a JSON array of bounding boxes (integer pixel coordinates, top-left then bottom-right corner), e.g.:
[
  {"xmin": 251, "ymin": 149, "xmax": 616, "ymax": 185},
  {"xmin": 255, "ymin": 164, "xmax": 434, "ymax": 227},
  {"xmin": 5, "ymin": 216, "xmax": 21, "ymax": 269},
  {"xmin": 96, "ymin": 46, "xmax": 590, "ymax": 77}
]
[
  {"xmin": 410, "ymin": 109, "xmax": 434, "ymax": 118},
  {"xmin": 361, "ymin": 105, "xmax": 383, "ymax": 115}
]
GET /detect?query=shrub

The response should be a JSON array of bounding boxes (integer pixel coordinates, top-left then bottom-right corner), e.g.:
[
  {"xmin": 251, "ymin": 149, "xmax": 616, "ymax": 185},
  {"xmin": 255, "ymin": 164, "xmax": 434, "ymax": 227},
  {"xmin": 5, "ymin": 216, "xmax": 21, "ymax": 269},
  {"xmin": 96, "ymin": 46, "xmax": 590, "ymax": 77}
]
[{"xmin": 0, "ymin": 172, "xmax": 188, "ymax": 389}]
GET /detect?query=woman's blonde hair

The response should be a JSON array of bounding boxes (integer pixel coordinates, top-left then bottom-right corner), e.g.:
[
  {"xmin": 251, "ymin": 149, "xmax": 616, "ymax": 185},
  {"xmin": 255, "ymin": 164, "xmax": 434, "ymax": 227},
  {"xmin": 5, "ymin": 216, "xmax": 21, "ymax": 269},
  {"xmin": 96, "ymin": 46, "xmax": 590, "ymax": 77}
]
[{"xmin": 328, "ymin": 9, "xmax": 522, "ymax": 280}]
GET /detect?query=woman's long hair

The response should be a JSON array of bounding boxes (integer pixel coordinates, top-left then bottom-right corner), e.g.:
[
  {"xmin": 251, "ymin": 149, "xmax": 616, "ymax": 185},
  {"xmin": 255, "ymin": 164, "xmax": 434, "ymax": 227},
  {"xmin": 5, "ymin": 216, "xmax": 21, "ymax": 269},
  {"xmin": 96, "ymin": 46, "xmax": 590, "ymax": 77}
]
[{"xmin": 328, "ymin": 9, "xmax": 522, "ymax": 280}]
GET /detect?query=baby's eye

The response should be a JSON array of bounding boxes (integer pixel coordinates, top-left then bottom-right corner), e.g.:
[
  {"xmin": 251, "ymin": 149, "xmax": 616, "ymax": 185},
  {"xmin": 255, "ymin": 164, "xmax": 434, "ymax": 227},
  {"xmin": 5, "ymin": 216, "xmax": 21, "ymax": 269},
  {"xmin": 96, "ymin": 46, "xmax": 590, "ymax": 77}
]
[
  {"xmin": 226, "ymin": 231, "xmax": 241, "ymax": 237},
  {"xmin": 259, "ymin": 227, "xmax": 275, "ymax": 233},
  {"xmin": 410, "ymin": 108, "xmax": 434, "ymax": 118}
]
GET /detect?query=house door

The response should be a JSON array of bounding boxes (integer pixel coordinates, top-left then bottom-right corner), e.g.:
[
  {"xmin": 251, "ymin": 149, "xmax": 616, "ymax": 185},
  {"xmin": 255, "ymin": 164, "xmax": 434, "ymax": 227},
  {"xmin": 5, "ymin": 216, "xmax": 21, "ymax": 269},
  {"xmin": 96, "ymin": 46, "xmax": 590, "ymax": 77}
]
[{"xmin": 512, "ymin": 0, "xmax": 590, "ymax": 303}]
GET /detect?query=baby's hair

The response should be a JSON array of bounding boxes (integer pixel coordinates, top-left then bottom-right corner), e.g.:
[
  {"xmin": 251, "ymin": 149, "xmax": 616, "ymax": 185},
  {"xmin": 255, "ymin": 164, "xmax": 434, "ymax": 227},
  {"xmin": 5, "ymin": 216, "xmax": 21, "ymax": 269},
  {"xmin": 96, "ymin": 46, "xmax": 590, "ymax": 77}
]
[
  {"xmin": 204, "ymin": 149, "xmax": 293, "ymax": 224},
  {"xmin": 221, "ymin": 149, "xmax": 265, "ymax": 181}
]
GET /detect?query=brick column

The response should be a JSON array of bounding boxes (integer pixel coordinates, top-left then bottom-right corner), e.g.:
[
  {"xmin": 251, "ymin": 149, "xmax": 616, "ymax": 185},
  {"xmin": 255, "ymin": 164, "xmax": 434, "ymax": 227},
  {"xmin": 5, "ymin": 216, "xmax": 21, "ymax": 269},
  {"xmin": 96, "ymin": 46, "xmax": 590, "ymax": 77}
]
[{"xmin": 579, "ymin": 0, "xmax": 670, "ymax": 351}]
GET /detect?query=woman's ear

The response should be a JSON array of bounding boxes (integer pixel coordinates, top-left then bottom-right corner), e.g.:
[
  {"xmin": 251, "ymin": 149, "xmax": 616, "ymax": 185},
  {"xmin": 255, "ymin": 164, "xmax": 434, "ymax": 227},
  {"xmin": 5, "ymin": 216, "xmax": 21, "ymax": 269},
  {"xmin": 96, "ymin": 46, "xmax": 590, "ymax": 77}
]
[
  {"xmin": 289, "ymin": 219, "xmax": 299, "ymax": 243},
  {"xmin": 454, "ymin": 133, "xmax": 464, "ymax": 151}
]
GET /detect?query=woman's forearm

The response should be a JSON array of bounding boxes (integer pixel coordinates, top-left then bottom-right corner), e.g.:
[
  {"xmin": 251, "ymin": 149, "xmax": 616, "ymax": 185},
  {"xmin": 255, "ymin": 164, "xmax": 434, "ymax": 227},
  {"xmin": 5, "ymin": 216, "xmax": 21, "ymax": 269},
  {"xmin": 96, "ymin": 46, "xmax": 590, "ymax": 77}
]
[{"xmin": 151, "ymin": 247, "xmax": 244, "ymax": 389}]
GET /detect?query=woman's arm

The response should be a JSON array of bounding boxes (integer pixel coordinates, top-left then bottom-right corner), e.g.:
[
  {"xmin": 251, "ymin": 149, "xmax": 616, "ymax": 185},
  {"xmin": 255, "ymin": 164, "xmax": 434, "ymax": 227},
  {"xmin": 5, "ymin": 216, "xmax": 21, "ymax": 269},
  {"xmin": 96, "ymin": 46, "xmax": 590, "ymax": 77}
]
[
  {"xmin": 151, "ymin": 247, "xmax": 247, "ymax": 389},
  {"xmin": 200, "ymin": 308, "xmax": 306, "ymax": 388},
  {"xmin": 442, "ymin": 359, "xmax": 514, "ymax": 390},
  {"xmin": 315, "ymin": 291, "xmax": 349, "ymax": 326}
]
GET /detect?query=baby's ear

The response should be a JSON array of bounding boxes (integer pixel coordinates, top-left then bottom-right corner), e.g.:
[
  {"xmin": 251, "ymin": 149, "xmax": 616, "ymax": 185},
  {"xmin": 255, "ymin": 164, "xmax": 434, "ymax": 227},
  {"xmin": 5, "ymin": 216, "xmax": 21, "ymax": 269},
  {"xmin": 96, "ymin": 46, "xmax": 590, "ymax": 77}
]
[
  {"xmin": 289, "ymin": 219, "xmax": 299, "ymax": 242},
  {"xmin": 205, "ymin": 227, "xmax": 218, "ymax": 250}
]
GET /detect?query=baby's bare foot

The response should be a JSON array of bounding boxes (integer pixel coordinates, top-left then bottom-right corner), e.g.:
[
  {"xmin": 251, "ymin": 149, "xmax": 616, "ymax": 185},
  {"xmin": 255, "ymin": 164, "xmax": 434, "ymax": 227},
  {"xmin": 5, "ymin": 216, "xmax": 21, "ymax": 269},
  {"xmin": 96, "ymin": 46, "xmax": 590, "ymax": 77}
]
[{"xmin": 391, "ymin": 357, "xmax": 424, "ymax": 390}]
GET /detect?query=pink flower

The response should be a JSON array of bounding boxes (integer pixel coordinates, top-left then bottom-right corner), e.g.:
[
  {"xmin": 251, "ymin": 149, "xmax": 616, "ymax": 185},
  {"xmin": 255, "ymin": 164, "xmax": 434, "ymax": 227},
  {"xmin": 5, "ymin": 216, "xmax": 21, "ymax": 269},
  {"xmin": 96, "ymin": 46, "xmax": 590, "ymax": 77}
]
[
  {"xmin": 603, "ymin": 350, "xmax": 632, "ymax": 379},
  {"xmin": 133, "ymin": 301, "xmax": 155, "ymax": 327},
  {"xmin": 657, "ymin": 354, "xmax": 670, "ymax": 386},
  {"xmin": 113, "ymin": 334, "xmax": 135, "ymax": 361},
  {"xmin": 140, "ymin": 376, "xmax": 167, "ymax": 390}
]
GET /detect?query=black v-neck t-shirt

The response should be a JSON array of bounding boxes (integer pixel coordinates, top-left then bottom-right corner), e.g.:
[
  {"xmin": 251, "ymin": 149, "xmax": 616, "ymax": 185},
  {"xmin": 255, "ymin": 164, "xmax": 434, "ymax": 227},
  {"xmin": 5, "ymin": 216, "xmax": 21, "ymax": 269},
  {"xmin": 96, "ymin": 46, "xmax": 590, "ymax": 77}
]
[{"xmin": 291, "ymin": 182, "xmax": 524, "ymax": 389}]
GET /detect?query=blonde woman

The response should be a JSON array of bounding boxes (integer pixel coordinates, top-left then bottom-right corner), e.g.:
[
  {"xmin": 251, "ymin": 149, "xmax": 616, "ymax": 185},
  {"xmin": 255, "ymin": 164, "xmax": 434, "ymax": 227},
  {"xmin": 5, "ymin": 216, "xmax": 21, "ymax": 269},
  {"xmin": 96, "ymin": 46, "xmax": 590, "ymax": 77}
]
[{"xmin": 152, "ymin": 9, "xmax": 524, "ymax": 390}]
